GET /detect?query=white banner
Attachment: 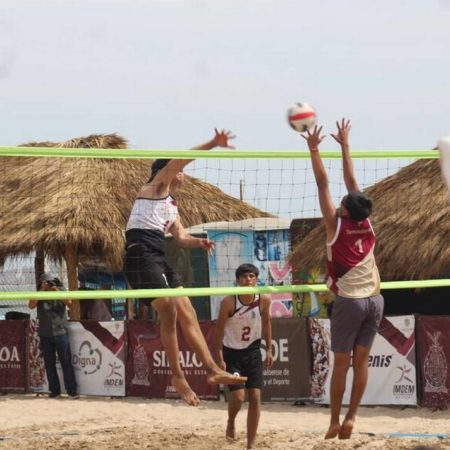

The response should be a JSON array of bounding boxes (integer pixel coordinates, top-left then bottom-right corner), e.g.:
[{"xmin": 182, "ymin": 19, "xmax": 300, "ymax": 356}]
[
  {"xmin": 311, "ymin": 315, "xmax": 417, "ymax": 405},
  {"xmin": 66, "ymin": 321, "xmax": 126, "ymax": 396}
]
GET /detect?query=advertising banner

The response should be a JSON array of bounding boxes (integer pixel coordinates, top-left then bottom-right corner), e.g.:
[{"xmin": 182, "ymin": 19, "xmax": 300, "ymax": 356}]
[
  {"xmin": 127, "ymin": 321, "xmax": 219, "ymax": 400},
  {"xmin": 261, "ymin": 318, "xmax": 311, "ymax": 401},
  {"xmin": 310, "ymin": 315, "xmax": 417, "ymax": 405},
  {"xmin": 28, "ymin": 319, "xmax": 48, "ymax": 393},
  {"xmin": 417, "ymin": 316, "xmax": 450, "ymax": 409},
  {"xmin": 0, "ymin": 320, "xmax": 27, "ymax": 392},
  {"xmin": 67, "ymin": 321, "xmax": 126, "ymax": 396},
  {"xmin": 207, "ymin": 229, "xmax": 293, "ymax": 319}
]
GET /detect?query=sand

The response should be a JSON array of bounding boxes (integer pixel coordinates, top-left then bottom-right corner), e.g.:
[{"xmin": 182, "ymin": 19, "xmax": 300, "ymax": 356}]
[{"xmin": 0, "ymin": 394, "xmax": 449, "ymax": 450}]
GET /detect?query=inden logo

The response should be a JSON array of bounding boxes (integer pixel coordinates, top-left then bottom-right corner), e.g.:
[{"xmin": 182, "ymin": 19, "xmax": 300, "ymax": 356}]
[
  {"xmin": 73, "ymin": 340, "xmax": 102, "ymax": 375},
  {"xmin": 104, "ymin": 361, "xmax": 123, "ymax": 387}
]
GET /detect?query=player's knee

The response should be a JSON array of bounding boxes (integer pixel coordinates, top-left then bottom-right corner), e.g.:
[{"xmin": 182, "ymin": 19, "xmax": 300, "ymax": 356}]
[
  {"xmin": 231, "ymin": 389, "xmax": 245, "ymax": 403},
  {"xmin": 247, "ymin": 389, "xmax": 261, "ymax": 405},
  {"xmin": 153, "ymin": 298, "xmax": 176, "ymax": 318},
  {"xmin": 176, "ymin": 297, "xmax": 197, "ymax": 320}
]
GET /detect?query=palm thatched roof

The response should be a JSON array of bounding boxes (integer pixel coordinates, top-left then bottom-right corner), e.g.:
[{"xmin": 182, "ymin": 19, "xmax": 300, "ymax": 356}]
[
  {"xmin": 0, "ymin": 133, "xmax": 272, "ymax": 271},
  {"xmin": 289, "ymin": 159, "xmax": 450, "ymax": 280}
]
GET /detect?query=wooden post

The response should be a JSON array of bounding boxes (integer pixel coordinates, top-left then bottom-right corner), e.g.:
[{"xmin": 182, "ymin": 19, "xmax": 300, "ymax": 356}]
[
  {"xmin": 34, "ymin": 247, "xmax": 45, "ymax": 289},
  {"xmin": 127, "ymin": 298, "xmax": 135, "ymax": 320},
  {"xmin": 64, "ymin": 243, "xmax": 80, "ymax": 320}
]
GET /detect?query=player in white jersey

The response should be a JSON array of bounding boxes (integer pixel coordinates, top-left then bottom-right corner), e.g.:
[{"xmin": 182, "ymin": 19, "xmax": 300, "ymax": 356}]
[
  {"xmin": 123, "ymin": 129, "xmax": 247, "ymax": 407},
  {"xmin": 215, "ymin": 264, "xmax": 272, "ymax": 450}
]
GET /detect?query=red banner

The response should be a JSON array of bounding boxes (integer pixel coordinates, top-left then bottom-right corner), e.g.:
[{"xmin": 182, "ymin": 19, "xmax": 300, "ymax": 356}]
[
  {"xmin": 417, "ymin": 316, "xmax": 450, "ymax": 409},
  {"xmin": 0, "ymin": 320, "xmax": 27, "ymax": 392},
  {"xmin": 127, "ymin": 321, "xmax": 219, "ymax": 400}
]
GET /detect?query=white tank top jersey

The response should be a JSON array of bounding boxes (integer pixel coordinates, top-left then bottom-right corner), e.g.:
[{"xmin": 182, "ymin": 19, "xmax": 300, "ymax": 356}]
[
  {"xmin": 223, "ymin": 295, "xmax": 262, "ymax": 350},
  {"xmin": 126, "ymin": 195, "xmax": 178, "ymax": 234}
]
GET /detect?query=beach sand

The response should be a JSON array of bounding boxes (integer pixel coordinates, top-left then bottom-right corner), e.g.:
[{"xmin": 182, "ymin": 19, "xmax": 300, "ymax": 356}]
[{"xmin": 1, "ymin": 394, "xmax": 449, "ymax": 449}]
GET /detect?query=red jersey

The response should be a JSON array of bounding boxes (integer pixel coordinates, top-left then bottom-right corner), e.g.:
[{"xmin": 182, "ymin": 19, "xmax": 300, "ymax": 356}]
[{"xmin": 326, "ymin": 216, "xmax": 380, "ymax": 298}]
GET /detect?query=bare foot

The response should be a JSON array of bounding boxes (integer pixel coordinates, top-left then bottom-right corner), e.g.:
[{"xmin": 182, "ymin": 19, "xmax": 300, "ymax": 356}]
[
  {"xmin": 207, "ymin": 370, "xmax": 247, "ymax": 385},
  {"xmin": 226, "ymin": 420, "xmax": 236, "ymax": 441},
  {"xmin": 171, "ymin": 375, "xmax": 200, "ymax": 406},
  {"xmin": 324, "ymin": 423, "xmax": 340, "ymax": 439},
  {"xmin": 338, "ymin": 418, "xmax": 354, "ymax": 439}
]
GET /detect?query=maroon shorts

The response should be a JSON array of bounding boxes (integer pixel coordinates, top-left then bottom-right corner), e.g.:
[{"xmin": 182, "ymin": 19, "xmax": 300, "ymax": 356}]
[{"xmin": 330, "ymin": 294, "xmax": 384, "ymax": 353}]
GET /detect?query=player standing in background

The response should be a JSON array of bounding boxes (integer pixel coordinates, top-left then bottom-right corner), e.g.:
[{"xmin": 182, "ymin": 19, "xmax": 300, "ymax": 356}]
[
  {"xmin": 302, "ymin": 119, "xmax": 384, "ymax": 439},
  {"xmin": 215, "ymin": 263, "xmax": 273, "ymax": 450}
]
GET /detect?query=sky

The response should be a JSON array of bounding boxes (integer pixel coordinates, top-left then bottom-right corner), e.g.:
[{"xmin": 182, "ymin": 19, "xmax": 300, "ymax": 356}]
[{"xmin": 1, "ymin": 0, "xmax": 449, "ymax": 217}]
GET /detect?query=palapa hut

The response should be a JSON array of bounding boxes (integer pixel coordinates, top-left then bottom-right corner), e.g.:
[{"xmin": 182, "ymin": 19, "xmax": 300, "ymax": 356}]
[
  {"xmin": 289, "ymin": 158, "xmax": 450, "ymax": 287},
  {"xmin": 0, "ymin": 133, "xmax": 273, "ymax": 318}
]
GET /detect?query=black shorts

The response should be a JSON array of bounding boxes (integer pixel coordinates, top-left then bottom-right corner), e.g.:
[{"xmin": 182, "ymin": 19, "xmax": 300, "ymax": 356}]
[
  {"xmin": 123, "ymin": 243, "xmax": 182, "ymax": 302},
  {"xmin": 223, "ymin": 344, "xmax": 263, "ymax": 391}
]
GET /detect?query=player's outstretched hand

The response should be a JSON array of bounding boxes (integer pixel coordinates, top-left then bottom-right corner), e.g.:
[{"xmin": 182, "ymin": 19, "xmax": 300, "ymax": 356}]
[
  {"xmin": 330, "ymin": 118, "xmax": 351, "ymax": 146},
  {"xmin": 200, "ymin": 238, "xmax": 215, "ymax": 254},
  {"xmin": 301, "ymin": 125, "xmax": 326, "ymax": 152},
  {"xmin": 212, "ymin": 128, "xmax": 236, "ymax": 149}
]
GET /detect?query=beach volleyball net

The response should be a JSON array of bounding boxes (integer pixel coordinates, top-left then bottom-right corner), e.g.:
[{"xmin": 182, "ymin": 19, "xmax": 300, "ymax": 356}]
[{"xmin": 0, "ymin": 144, "xmax": 448, "ymax": 319}]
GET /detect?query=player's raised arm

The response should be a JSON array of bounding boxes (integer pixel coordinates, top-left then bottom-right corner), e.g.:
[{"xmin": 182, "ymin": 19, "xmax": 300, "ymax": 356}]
[
  {"xmin": 302, "ymin": 126, "xmax": 337, "ymax": 239},
  {"xmin": 331, "ymin": 118, "xmax": 360, "ymax": 192},
  {"xmin": 148, "ymin": 128, "xmax": 236, "ymax": 195}
]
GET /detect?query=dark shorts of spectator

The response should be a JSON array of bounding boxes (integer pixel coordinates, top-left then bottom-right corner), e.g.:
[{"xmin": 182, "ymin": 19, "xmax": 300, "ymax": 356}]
[
  {"xmin": 223, "ymin": 344, "xmax": 263, "ymax": 391},
  {"xmin": 123, "ymin": 243, "xmax": 182, "ymax": 304},
  {"xmin": 330, "ymin": 294, "xmax": 384, "ymax": 353}
]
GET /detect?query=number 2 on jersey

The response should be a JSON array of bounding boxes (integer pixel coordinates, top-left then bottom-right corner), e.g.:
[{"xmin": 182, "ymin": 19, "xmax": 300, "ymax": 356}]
[{"xmin": 241, "ymin": 326, "xmax": 251, "ymax": 341}]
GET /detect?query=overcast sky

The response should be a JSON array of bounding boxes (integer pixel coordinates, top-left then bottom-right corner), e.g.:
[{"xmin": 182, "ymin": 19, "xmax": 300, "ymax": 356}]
[{"xmin": 1, "ymin": 0, "xmax": 449, "ymax": 217}]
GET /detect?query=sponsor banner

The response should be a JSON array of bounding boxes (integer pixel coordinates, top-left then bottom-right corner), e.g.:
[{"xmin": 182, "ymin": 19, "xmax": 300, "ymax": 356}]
[
  {"xmin": 67, "ymin": 321, "xmax": 126, "ymax": 396},
  {"xmin": 310, "ymin": 315, "xmax": 417, "ymax": 405},
  {"xmin": 417, "ymin": 316, "xmax": 450, "ymax": 409},
  {"xmin": 207, "ymin": 229, "xmax": 293, "ymax": 319},
  {"xmin": 28, "ymin": 319, "xmax": 48, "ymax": 392},
  {"xmin": 262, "ymin": 318, "xmax": 311, "ymax": 401},
  {"xmin": 127, "ymin": 321, "xmax": 219, "ymax": 400},
  {"xmin": 0, "ymin": 320, "xmax": 27, "ymax": 391}
]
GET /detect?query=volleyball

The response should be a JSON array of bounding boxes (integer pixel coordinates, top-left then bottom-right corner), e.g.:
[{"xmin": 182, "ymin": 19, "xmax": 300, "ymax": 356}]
[{"xmin": 287, "ymin": 102, "xmax": 317, "ymax": 133}]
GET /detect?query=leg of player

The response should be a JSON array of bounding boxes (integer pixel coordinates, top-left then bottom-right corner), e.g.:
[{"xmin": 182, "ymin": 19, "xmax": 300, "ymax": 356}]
[
  {"xmin": 226, "ymin": 388, "xmax": 244, "ymax": 441},
  {"xmin": 325, "ymin": 352, "xmax": 351, "ymax": 439},
  {"xmin": 339, "ymin": 344, "xmax": 370, "ymax": 439},
  {"xmin": 246, "ymin": 388, "xmax": 261, "ymax": 449},
  {"xmin": 152, "ymin": 297, "xmax": 200, "ymax": 406},
  {"xmin": 175, "ymin": 295, "xmax": 247, "ymax": 385}
]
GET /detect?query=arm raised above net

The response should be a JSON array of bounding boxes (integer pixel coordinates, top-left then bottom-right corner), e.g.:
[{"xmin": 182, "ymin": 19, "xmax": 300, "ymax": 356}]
[
  {"xmin": 151, "ymin": 129, "xmax": 235, "ymax": 188},
  {"xmin": 331, "ymin": 118, "xmax": 360, "ymax": 192},
  {"xmin": 302, "ymin": 125, "xmax": 337, "ymax": 239}
]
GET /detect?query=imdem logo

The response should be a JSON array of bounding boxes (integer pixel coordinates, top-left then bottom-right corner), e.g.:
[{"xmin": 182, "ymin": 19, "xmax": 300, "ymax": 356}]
[
  {"xmin": 73, "ymin": 340, "xmax": 102, "ymax": 375},
  {"xmin": 393, "ymin": 364, "xmax": 415, "ymax": 396}
]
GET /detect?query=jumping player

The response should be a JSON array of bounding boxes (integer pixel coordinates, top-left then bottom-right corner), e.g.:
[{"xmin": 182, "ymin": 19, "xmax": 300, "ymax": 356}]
[
  {"xmin": 123, "ymin": 129, "xmax": 247, "ymax": 406},
  {"xmin": 302, "ymin": 119, "xmax": 384, "ymax": 439},
  {"xmin": 215, "ymin": 263, "xmax": 273, "ymax": 450}
]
